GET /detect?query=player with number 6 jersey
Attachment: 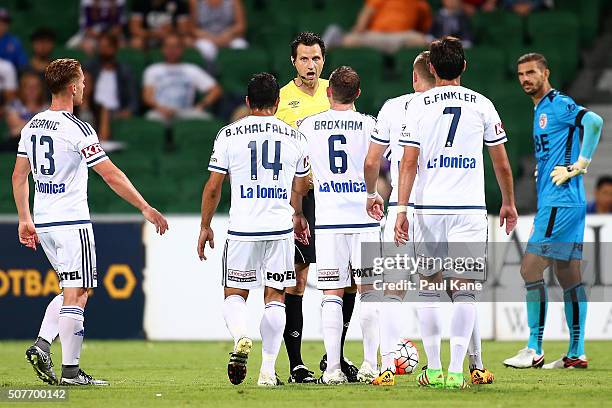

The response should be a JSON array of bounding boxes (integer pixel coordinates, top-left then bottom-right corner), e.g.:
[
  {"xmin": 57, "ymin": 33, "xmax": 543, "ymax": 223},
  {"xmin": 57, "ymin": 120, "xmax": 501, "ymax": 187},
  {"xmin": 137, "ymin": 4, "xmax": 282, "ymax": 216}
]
[{"xmin": 298, "ymin": 66, "xmax": 381, "ymax": 385}]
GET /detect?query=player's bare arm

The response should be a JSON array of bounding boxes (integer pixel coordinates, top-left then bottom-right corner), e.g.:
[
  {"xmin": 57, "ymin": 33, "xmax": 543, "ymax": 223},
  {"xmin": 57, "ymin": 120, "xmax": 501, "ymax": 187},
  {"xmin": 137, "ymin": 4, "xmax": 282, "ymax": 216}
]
[
  {"xmin": 363, "ymin": 142, "xmax": 386, "ymax": 220},
  {"xmin": 394, "ymin": 146, "xmax": 419, "ymax": 246},
  {"xmin": 291, "ymin": 175, "xmax": 310, "ymax": 245},
  {"xmin": 93, "ymin": 159, "xmax": 168, "ymax": 235},
  {"xmin": 487, "ymin": 143, "xmax": 518, "ymax": 235},
  {"xmin": 12, "ymin": 156, "xmax": 38, "ymax": 250},
  {"xmin": 198, "ymin": 171, "xmax": 225, "ymax": 260},
  {"xmin": 196, "ymin": 83, "xmax": 223, "ymax": 111}
]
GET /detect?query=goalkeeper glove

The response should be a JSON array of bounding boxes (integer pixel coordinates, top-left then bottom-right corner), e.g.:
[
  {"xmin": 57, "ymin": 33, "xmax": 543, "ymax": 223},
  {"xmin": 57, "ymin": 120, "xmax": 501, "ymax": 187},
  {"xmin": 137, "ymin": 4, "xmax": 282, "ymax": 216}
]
[{"xmin": 550, "ymin": 157, "xmax": 590, "ymax": 186}]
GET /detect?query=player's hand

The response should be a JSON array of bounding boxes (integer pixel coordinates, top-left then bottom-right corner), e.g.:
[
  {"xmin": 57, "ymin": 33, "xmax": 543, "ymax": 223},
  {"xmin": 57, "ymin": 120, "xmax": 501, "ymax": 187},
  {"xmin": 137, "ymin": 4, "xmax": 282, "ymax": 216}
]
[
  {"xmin": 499, "ymin": 203, "xmax": 518, "ymax": 235},
  {"xmin": 366, "ymin": 193, "xmax": 384, "ymax": 221},
  {"xmin": 550, "ymin": 158, "xmax": 589, "ymax": 186},
  {"xmin": 394, "ymin": 212, "xmax": 409, "ymax": 246},
  {"xmin": 197, "ymin": 226, "xmax": 214, "ymax": 261},
  {"xmin": 142, "ymin": 206, "xmax": 169, "ymax": 235},
  {"xmin": 18, "ymin": 221, "xmax": 39, "ymax": 250},
  {"xmin": 157, "ymin": 106, "xmax": 175, "ymax": 120},
  {"xmin": 293, "ymin": 213, "xmax": 310, "ymax": 246}
]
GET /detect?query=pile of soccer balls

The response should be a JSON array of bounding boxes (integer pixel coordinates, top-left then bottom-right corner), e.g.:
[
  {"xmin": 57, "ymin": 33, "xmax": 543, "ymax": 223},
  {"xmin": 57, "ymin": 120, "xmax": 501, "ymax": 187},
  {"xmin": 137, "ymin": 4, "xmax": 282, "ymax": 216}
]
[{"xmin": 394, "ymin": 338, "xmax": 419, "ymax": 375}]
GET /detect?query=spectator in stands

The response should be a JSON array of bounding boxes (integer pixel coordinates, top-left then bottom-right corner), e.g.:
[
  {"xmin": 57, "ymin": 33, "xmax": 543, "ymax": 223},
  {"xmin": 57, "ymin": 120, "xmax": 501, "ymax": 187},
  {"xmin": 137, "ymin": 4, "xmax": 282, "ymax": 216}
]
[
  {"xmin": 25, "ymin": 28, "xmax": 56, "ymax": 82},
  {"xmin": 129, "ymin": 0, "xmax": 191, "ymax": 49},
  {"xmin": 0, "ymin": 9, "xmax": 28, "ymax": 70},
  {"xmin": 462, "ymin": 0, "xmax": 497, "ymax": 16},
  {"xmin": 587, "ymin": 176, "xmax": 612, "ymax": 214},
  {"xmin": 5, "ymin": 72, "xmax": 48, "ymax": 143},
  {"xmin": 428, "ymin": 0, "xmax": 473, "ymax": 48},
  {"xmin": 324, "ymin": 0, "xmax": 431, "ymax": 53},
  {"xmin": 501, "ymin": 0, "xmax": 547, "ymax": 16},
  {"xmin": 76, "ymin": 70, "xmax": 96, "ymax": 126},
  {"xmin": 143, "ymin": 33, "xmax": 222, "ymax": 124},
  {"xmin": 190, "ymin": 0, "xmax": 248, "ymax": 64},
  {"xmin": 0, "ymin": 57, "xmax": 17, "ymax": 117},
  {"xmin": 67, "ymin": 0, "xmax": 127, "ymax": 55},
  {"xmin": 85, "ymin": 32, "xmax": 138, "ymax": 141}
]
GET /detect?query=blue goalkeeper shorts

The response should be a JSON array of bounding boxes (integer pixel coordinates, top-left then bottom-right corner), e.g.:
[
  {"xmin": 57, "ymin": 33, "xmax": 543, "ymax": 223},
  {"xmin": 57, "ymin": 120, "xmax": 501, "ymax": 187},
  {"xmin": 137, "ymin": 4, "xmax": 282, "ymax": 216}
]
[{"xmin": 526, "ymin": 205, "xmax": 585, "ymax": 261}]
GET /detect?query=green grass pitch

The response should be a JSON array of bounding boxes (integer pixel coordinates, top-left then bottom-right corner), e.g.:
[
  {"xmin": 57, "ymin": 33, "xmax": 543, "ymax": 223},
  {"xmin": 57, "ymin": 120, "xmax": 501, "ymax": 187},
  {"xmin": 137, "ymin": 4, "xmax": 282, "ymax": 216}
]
[{"xmin": 1, "ymin": 340, "xmax": 611, "ymax": 407}]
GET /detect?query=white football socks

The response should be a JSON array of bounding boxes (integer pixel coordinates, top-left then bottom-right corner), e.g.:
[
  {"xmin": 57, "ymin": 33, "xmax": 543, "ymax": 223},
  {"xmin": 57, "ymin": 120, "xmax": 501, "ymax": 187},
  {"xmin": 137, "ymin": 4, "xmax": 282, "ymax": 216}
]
[
  {"xmin": 417, "ymin": 290, "xmax": 442, "ymax": 370},
  {"xmin": 58, "ymin": 306, "xmax": 84, "ymax": 367},
  {"xmin": 468, "ymin": 314, "xmax": 484, "ymax": 370},
  {"xmin": 223, "ymin": 295, "xmax": 248, "ymax": 349},
  {"xmin": 321, "ymin": 295, "xmax": 343, "ymax": 373},
  {"xmin": 38, "ymin": 293, "xmax": 63, "ymax": 344},
  {"xmin": 380, "ymin": 295, "xmax": 404, "ymax": 372},
  {"xmin": 448, "ymin": 293, "xmax": 477, "ymax": 373},
  {"xmin": 260, "ymin": 301, "xmax": 286, "ymax": 376},
  {"xmin": 359, "ymin": 291, "xmax": 381, "ymax": 368}
]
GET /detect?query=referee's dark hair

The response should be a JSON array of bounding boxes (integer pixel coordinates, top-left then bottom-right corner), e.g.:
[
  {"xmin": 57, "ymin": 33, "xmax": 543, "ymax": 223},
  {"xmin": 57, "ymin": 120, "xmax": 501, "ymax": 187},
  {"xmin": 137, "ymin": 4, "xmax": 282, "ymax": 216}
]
[
  {"xmin": 429, "ymin": 36, "xmax": 465, "ymax": 80},
  {"xmin": 291, "ymin": 31, "xmax": 326, "ymax": 60},
  {"xmin": 247, "ymin": 72, "xmax": 280, "ymax": 110},
  {"xmin": 329, "ymin": 66, "xmax": 360, "ymax": 104}
]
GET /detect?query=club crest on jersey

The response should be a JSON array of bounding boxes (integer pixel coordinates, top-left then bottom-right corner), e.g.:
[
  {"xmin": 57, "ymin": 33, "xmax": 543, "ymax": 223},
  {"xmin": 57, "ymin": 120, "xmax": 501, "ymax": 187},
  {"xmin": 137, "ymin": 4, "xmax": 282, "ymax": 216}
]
[
  {"xmin": 289, "ymin": 100, "xmax": 300, "ymax": 108},
  {"xmin": 539, "ymin": 113, "xmax": 547, "ymax": 129},
  {"xmin": 81, "ymin": 143, "xmax": 104, "ymax": 159}
]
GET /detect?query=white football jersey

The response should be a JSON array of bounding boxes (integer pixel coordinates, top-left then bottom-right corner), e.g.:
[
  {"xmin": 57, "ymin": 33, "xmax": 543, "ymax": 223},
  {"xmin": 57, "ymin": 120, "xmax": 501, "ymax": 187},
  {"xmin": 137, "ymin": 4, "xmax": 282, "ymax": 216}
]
[
  {"xmin": 299, "ymin": 109, "xmax": 380, "ymax": 234},
  {"xmin": 400, "ymin": 85, "xmax": 507, "ymax": 214},
  {"xmin": 208, "ymin": 115, "xmax": 310, "ymax": 241},
  {"xmin": 371, "ymin": 93, "xmax": 420, "ymax": 204},
  {"xmin": 17, "ymin": 110, "xmax": 108, "ymax": 232}
]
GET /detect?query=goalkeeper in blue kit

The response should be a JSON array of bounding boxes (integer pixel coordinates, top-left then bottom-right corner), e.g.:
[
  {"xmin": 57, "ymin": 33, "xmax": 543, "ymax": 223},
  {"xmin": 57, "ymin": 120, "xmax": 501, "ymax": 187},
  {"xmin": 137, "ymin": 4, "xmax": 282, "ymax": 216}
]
[{"xmin": 504, "ymin": 53, "xmax": 604, "ymax": 369}]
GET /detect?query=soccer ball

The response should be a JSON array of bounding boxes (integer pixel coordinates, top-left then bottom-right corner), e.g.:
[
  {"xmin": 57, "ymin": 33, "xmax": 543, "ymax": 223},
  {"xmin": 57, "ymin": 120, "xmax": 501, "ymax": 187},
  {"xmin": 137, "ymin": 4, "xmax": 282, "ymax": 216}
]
[{"xmin": 394, "ymin": 338, "xmax": 419, "ymax": 375}]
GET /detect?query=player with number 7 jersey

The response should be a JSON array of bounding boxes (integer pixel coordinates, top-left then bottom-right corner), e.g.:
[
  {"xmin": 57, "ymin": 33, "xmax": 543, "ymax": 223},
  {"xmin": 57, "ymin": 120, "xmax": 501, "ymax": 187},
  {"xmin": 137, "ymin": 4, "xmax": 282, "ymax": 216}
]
[{"xmin": 395, "ymin": 37, "xmax": 517, "ymax": 389}]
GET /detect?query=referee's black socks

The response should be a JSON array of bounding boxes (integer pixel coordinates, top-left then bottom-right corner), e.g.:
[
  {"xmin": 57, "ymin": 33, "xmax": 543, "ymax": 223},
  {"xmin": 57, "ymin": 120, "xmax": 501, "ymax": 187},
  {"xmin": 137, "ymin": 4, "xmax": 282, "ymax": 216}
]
[
  {"xmin": 340, "ymin": 291, "xmax": 356, "ymax": 359},
  {"xmin": 283, "ymin": 293, "xmax": 304, "ymax": 369}
]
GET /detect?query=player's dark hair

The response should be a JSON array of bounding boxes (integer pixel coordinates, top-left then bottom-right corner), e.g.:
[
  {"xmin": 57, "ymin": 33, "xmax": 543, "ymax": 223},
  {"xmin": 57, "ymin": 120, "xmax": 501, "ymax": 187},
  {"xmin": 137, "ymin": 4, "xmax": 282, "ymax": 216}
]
[
  {"xmin": 429, "ymin": 36, "xmax": 465, "ymax": 80},
  {"xmin": 329, "ymin": 66, "xmax": 360, "ymax": 104},
  {"xmin": 30, "ymin": 27, "xmax": 56, "ymax": 42},
  {"xmin": 291, "ymin": 31, "xmax": 326, "ymax": 60},
  {"xmin": 45, "ymin": 58, "xmax": 82, "ymax": 95},
  {"xmin": 413, "ymin": 51, "xmax": 435, "ymax": 84},
  {"xmin": 596, "ymin": 175, "xmax": 612, "ymax": 190},
  {"xmin": 247, "ymin": 72, "xmax": 280, "ymax": 110},
  {"xmin": 517, "ymin": 53, "xmax": 548, "ymax": 70}
]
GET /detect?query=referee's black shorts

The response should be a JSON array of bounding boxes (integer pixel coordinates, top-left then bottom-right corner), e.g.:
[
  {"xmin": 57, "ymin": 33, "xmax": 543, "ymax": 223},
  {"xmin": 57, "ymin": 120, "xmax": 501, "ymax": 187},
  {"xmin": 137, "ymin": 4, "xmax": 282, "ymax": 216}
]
[{"xmin": 295, "ymin": 189, "xmax": 315, "ymax": 264}]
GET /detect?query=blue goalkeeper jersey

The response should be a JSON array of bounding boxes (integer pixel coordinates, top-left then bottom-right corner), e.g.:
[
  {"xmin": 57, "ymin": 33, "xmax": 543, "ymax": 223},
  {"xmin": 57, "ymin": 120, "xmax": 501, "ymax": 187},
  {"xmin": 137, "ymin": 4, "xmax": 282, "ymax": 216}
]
[{"xmin": 533, "ymin": 89, "xmax": 587, "ymax": 208}]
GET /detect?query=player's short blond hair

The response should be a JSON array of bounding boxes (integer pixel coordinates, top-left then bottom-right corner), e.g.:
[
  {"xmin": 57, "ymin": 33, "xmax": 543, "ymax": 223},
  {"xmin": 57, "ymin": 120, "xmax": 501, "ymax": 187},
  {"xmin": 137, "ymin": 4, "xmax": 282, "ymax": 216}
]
[
  {"xmin": 414, "ymin": 51, "xmax": 435, "ymax": 84},
  {"xmin": 45, "ymin": 58, "xmax": 82, "ymax": 95}
]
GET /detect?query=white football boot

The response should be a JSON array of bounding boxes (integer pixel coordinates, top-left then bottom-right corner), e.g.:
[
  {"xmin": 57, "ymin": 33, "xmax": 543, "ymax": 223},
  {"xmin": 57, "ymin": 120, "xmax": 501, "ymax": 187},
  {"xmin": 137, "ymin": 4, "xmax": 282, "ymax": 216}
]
[
  {"xmin": 503, "ymin": 347, "xmax": 545, "ymax": 368},
  {"xmin": 357, "ymin": 361, "xmax": 378, "ymax": 383}
]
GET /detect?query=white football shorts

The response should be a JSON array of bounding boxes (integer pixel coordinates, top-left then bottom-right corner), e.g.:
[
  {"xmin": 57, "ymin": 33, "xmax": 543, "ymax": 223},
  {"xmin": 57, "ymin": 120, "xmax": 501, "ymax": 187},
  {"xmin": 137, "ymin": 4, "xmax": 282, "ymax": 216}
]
[
  {"xmin": 38, "ymin": 224, "xmax": 98, "ymax": 289},
  {"xmin": 412, "ymin": 213, "xmax": 487, "ymax": 281},
  {"xmin": 222, "ymin": 238, "xmax": 296, "ymax": 290},
  {"xmin": 316, "ymin": 231, "xmax": 381, "ymax": 289}
]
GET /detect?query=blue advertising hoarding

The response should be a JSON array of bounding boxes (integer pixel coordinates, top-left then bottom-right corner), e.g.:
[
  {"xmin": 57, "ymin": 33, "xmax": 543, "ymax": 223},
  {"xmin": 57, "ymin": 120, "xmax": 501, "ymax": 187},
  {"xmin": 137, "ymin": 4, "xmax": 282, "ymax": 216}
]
[{"xmin": 0, "ymin": 221, "xmax": 145, "ymax": 339}]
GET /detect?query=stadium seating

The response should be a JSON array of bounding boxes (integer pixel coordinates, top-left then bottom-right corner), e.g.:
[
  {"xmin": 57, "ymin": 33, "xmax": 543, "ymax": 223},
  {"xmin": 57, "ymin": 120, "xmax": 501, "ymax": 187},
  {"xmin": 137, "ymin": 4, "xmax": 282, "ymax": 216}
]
[
  {"xmin": 217, "ymin": 48, "xmax": 271, "ymax": 94},
  {"xmin": 1, "ymin": 0, "xmax": 607, "ymax": 214}
]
